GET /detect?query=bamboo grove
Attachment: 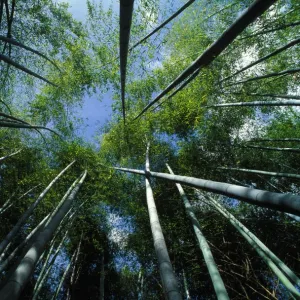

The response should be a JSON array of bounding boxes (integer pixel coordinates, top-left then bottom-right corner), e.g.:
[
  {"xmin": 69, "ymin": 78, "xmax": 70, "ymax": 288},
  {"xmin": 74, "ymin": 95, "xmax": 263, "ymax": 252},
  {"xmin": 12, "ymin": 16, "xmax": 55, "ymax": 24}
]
[{"xmin": 0, "ymin": 0, "xmax": 299, "ymax": 299}]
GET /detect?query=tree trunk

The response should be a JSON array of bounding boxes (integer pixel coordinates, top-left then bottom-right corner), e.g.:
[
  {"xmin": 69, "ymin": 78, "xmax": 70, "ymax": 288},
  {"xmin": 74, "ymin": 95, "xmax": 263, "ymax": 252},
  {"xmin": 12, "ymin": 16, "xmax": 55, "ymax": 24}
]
[
  {"xmin": 0, "ymin": 185, "xmax": 40, "ymax": 216},
  {"xmin": 0, "ymin": 120, "xmax": 61, "ymax": 138},
  {"xmin": 145, "ymin": 144, "xmax": 182, "ymax": 299},
  {"xmin": 200, "ymin": 193, "xmax": 300, "ymax": 297},
  {"xmin": 44, "ymin": 175, "xmax": 80, "ymax": 227},
  {"xmin": 248, "ymin": 138, "xmax": 300, "ymax": 142},
  {"xmin": 34, "ymin": 199, "xmax": 85, "ymax": 293},
  {"xmin": 0, "ymin": 196, "xmax": 14, "ymax": 215},
  {"xmin": 0, "ymin": 170, "xmax": 87, "ymax": 300},
  {"xmin": 218, "ymin": 166, "xmax": 300, "ymax": 180},
  {"xmin": 137, "ymin": 270, "xmax": 144, "ymax": 300},
  {"xmin": 0, "ymin": 161, "xmax": 75, "ymax": 255},
  {"xmin": 67, "ymin": 232, "xmax": 83, "ymax": 300},
  {"xmin": 152, "ymin": 69, "xmax": 200, "ymax": 112},
  {"xmin": 0, "ymin": 202, "xmax": 13, "ymax": 216},
  {"xmin": 113, "ymin": 166, "xmax": 300, "ymax": 216},
  {"xmin": 166, "ymin": 164, "xmax": 229, "ymax": 300},
  {"xmin": 33, "ymin": 198, "xmax": 87, "ymax": 300},
  {"xmin": 286, "ymin": 214, "xmax": 300, "ymax": 222}
]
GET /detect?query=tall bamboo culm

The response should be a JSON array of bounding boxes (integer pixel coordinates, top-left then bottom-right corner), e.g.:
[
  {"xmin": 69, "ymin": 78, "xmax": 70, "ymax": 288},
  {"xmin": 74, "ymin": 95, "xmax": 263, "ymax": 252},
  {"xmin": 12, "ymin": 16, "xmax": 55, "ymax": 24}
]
[{"xmin": 0, "ymin": 170, "xmax": 87, "ymax": 300}]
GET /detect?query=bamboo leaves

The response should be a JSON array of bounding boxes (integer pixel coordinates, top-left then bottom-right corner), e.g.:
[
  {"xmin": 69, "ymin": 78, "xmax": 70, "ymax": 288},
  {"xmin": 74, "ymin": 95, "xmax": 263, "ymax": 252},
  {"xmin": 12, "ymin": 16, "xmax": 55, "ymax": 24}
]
[{"xmin": 133, "ymin": 0, "xmax": 276, "ymax": 120}]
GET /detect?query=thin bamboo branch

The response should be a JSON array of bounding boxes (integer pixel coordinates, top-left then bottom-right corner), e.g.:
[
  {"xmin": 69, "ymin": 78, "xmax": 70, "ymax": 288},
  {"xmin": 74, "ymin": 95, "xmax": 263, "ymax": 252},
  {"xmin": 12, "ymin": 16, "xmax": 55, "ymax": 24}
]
[
  {"xmin": 207, "ymin": 100, "xmax": 300, "ymax": 107},
  {"xmin": 130, "ymin": 0, "xmax": 195, "ymax": 50},
  {"xmin": 220, "ymin": 37, "xmax": 300, "ymax": 82},
  {"xmin": 242, "ymin": 144, "xmax": 300, "ymax": 153},
  {"xmin": 0, "ymin": 148, "xmax": 21, "ymax": 162},
  {"xmin": 218, "ymin": 167, "xmax": 300, "ymax": 180},
  {"xmin": 0, "ymin": 53, "xmax": 57, "ymax": 86},
  {"xmin": 225, "ymin": 68, "xmax": 300, "ymax": 86},
  {"xmin": 166, "ymin": 164, "xmax": 229, "ymax": 300},
  {"xmin": 0, "ymin": 35, "xmax": 61, "ymax": 70}
]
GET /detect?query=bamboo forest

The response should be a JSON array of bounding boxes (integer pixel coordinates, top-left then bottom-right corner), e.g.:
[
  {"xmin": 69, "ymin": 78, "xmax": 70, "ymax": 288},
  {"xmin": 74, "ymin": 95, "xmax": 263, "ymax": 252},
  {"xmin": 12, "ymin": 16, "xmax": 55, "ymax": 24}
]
[{"xmin": 0, "ymin": 0, "xmax": 300, "ymax": 299}]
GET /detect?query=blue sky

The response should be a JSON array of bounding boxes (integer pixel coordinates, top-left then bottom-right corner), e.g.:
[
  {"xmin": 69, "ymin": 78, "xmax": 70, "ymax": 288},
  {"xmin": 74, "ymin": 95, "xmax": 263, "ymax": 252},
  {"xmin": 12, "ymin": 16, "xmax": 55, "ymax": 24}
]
[
  {"xmin": 57, "ymin": 0, "xmax": 116, "ymax": 144},
  {"xmin": 60, "ymin": 0, "xmax": 185, "ymax": 144}
]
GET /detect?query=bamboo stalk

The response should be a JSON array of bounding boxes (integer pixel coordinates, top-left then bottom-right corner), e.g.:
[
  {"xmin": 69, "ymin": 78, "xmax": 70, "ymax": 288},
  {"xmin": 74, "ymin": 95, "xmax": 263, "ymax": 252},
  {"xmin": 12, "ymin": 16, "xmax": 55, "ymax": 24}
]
[
  {"xmin": 145, "ymin": 144, "xmax": 182, "ymax": 299},
  {"xmin": 166, "ymin": 164, "xmax": 229, "ymax": 300},
  {"xmin": 0, "ymin": 171, "xmax": 87, "ymax": 300},
  {"xmin": 0, "ymin": 161, "xmax": 75, "ymax": 255},
  {"xmin": 201, "ymin": 194, "xmax": 300, "ymax": 295},
  {"xmin": 113, "ymin": 166, "xmax": 300, "ymax": 216},
  {"xmin": 119, "ymin": 0, "xmax": 134, "ymax": 123}
]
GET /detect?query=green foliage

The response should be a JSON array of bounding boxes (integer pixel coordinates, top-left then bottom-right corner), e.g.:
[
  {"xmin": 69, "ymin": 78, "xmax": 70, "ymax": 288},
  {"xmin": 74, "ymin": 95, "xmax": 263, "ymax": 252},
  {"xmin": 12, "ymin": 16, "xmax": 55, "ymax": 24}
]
[{"xmin": 0, "ymin": 0, "xmax": 300, "ymax": 299}]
